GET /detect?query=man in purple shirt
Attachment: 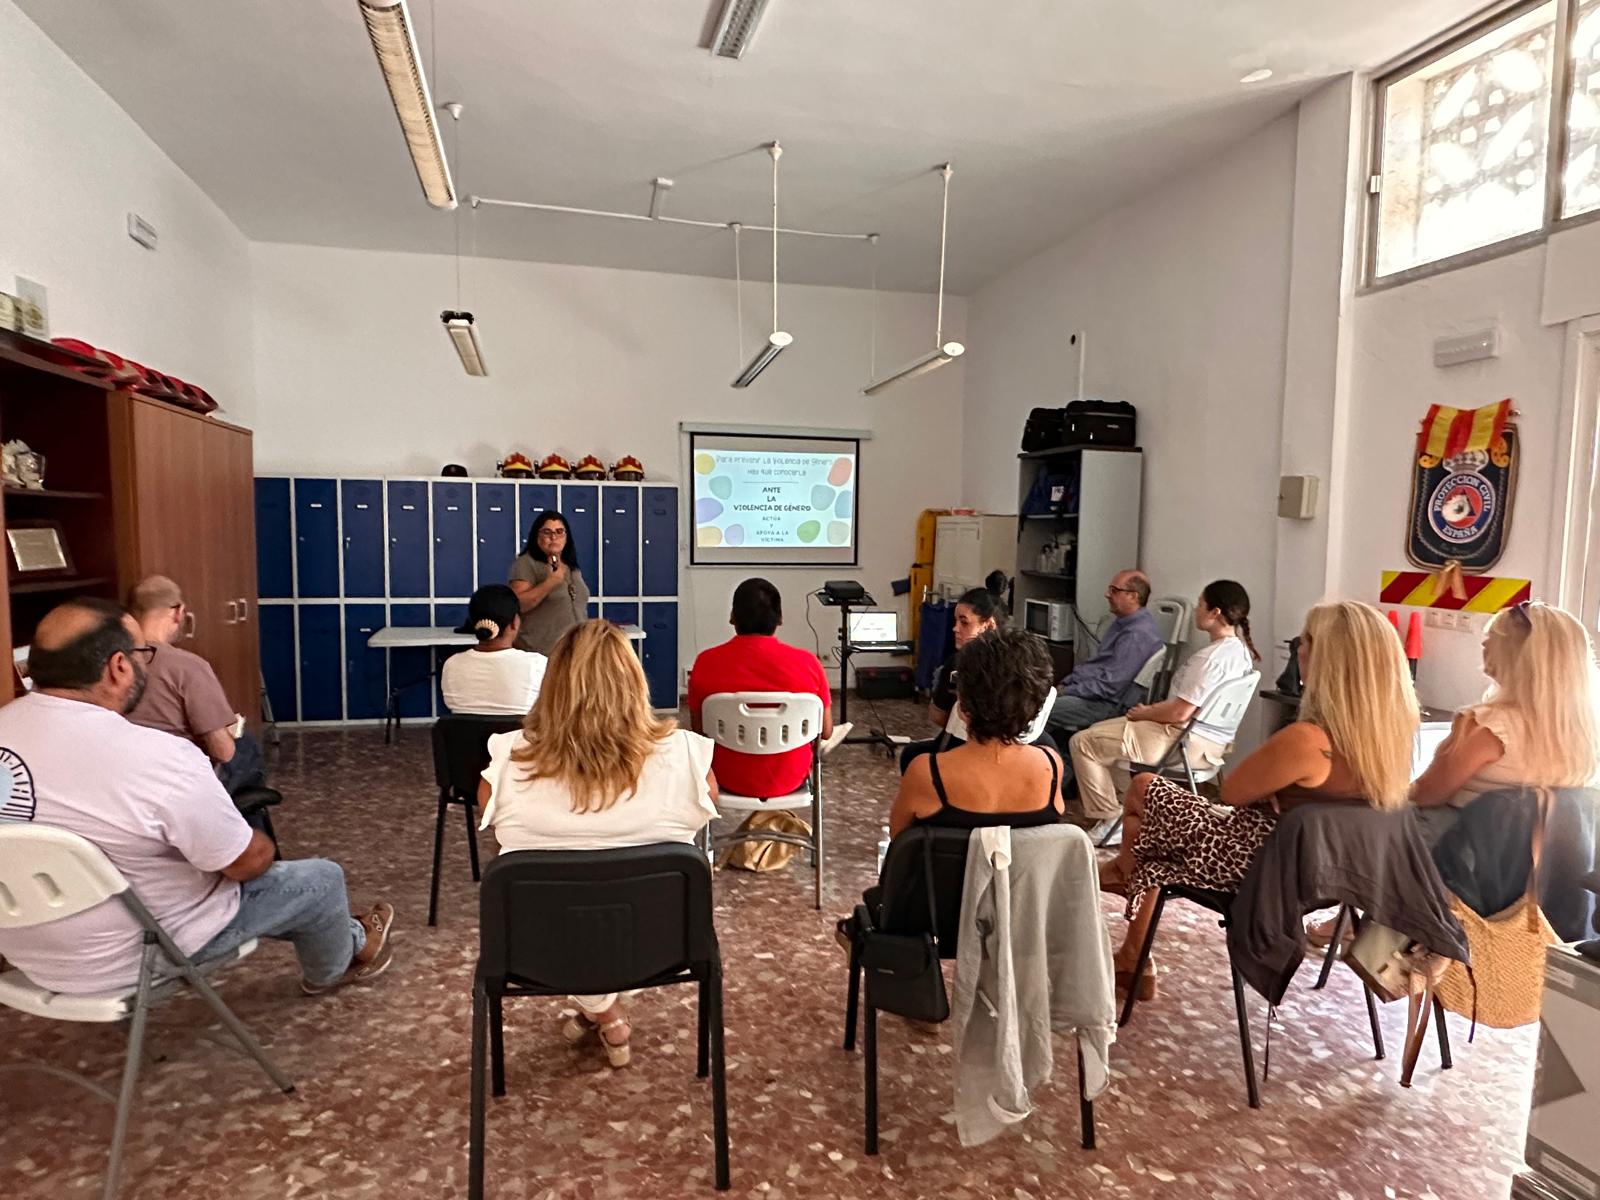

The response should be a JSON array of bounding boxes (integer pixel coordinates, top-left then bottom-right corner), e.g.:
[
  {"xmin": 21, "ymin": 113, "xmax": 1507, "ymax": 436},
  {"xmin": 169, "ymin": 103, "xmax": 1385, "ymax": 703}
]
[{"xmin": 1045, "ymin": 569, "xmax": 1163, "ymax": 743}]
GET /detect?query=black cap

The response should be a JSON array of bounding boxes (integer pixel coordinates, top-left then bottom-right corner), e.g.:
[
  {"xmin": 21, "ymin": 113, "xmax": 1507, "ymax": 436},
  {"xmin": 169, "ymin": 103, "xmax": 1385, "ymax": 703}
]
[
  {"xmin": 455, "ymin": 584, "xmax": 520, "ymax": 641},
  {"xmin": 442, "ymin": 463, "xmax": 468, "ymax": 477}
]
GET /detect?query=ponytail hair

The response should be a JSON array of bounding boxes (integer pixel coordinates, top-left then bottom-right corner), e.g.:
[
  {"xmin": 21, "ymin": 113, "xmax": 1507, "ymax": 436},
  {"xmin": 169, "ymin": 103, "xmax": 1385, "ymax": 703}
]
[{"xmin": 1201, "ymin": 579, "xmax": 1259, "ymax": 662}]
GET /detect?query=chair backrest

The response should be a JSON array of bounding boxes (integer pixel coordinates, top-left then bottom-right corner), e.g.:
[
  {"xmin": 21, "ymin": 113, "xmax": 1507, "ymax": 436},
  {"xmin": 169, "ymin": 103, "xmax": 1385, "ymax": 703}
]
[
  {"xmin": 875, "ymin": 826, "xmax": 974, "ymax": 958},
  {"xmin": 945, "ymin": 686, "xmax": 1057, "ymax": 745},
  {"xmin": 1190, "ymin": 670, "xmax": 1261, "ymax": 745},
  {"xmin": 1149, "ymin": 597, "xmax": 1192, "ymax": 647},
  {"xmin": 1117, "ymin": 645, "xmax": 1168, "ymax": 706},
  {"xmin": 478, "ymin": 843, "xmax": 716, "ymax": 993},
  {"xmin": 0, "ymin": 825, "xmax": 129, "ymax": 929},
  {"xmin": 701, "ymin": 692, "xmax": 823, "ymax": 757},
  {"xmin": 433, "ymin": 714, "xmax": 525, "ymax": 796}
]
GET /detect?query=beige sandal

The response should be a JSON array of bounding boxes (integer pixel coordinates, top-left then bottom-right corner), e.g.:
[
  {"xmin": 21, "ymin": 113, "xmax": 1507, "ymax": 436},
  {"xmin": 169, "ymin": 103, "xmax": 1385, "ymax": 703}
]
[
  {"xmin": 597, "ymin": 1016, "xmax": 631, "ymax": 1068},
  {"xmin": 560, "ymin": 1009, "xmax": 591, "ymax": 1045}
]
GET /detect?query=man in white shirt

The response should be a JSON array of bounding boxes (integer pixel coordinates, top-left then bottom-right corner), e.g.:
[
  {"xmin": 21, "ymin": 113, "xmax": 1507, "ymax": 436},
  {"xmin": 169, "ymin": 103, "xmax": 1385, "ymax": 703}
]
[
  {"xmin": 441, "ymin": 584, "xmax": 547, "ymax": 717},
  {"xmin": 0, "ymin": 599, "xmax": 395, "ymax": 996}
]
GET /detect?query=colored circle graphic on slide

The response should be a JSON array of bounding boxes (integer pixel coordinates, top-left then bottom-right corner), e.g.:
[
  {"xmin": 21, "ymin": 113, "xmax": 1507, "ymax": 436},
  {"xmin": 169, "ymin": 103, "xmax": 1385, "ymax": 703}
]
[
  {"xmin": 695, "ymin": 452, "xmax": 717, "ymax": 475},
  {"xmin": 811, "ymin": 484, "xmax": 835, "ymax": 510},
  {"xmin": 709, "ymin": 476, "xmax": 733, "ymax": 499},
  {"xmin": 696, "ymin": 497, "xmax": 723, "ymax": 523},
  {"xmin": 829, "ymin": 457, "xmax": 853, "ymax": 486},
  {"xmin": 796, "ymin": 520, "xmax": 821, "ymax": 543},
  {"xmin": 697, "ymin": 526, "xmax": 722, "ymax": 547},
  {"xmin": 827, "ymin": 521, "xmax": 850, "ymax": 545}
]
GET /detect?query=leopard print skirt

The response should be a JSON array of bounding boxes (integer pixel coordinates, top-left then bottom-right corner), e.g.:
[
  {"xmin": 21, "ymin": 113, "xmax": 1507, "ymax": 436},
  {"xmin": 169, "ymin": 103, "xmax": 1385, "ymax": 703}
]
[{"xmin": 1125, "ymin": 775, "xmax": 1276, "ymax": 916}]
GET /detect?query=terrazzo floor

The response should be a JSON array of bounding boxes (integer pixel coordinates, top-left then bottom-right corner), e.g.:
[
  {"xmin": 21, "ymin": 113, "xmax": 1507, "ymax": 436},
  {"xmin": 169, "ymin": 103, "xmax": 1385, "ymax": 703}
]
[{"xmin": 0, "ymin": 699, "xmax": 1538, "ymax": 1199}]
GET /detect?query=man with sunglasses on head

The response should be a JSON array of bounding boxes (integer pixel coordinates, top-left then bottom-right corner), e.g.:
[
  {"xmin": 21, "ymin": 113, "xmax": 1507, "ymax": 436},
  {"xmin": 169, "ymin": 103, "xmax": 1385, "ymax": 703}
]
[
  {"xmin": 1045, "ymin": 568, "xmax": 1163, "ymax": 745},
  {"xmin": 125, "ymin": 575, "xmax": 262, "ymax": 797},
  {"xmin": 0, "ymin": 598, "xmax": 394, "ymax": 998}
]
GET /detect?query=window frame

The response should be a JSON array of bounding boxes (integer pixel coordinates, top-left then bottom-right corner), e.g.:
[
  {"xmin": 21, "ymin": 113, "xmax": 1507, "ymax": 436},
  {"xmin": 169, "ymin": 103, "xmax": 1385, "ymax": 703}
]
[{"xmin": 1362, "ymin": 0, "xmax": 1591, "ymax": 291}]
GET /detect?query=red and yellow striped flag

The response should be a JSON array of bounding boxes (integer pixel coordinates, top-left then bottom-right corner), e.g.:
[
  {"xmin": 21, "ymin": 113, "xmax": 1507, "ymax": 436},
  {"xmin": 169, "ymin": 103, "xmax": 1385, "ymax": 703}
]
[
  {"xmin": 1380, "ymin": 570, "xmax": 1530, "ymax": 611},
  {"xmin": 1416, "ymin": 399, "xmax": 1512, "ymax": 463}
]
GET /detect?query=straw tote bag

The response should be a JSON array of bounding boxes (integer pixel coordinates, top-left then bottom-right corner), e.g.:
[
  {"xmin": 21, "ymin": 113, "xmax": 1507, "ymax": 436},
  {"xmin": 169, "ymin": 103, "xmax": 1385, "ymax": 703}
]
[{"xmin": 1435, "ymin": 789, "xmax": 1558, "ymax": 1029}]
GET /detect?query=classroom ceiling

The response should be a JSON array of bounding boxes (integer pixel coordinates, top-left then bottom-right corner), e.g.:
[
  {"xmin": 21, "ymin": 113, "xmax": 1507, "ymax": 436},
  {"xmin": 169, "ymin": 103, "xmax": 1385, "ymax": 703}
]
[{"xmin": 19, "ymin": 0, "xmax": 1486, "ymax": 294}]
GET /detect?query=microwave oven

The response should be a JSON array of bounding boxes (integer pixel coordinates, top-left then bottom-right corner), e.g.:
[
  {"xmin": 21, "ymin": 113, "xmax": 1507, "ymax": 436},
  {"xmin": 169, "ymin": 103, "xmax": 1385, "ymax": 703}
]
[{"xmin": 1024, "ymin": 598, "xmax": 1075, "ymax": 642}]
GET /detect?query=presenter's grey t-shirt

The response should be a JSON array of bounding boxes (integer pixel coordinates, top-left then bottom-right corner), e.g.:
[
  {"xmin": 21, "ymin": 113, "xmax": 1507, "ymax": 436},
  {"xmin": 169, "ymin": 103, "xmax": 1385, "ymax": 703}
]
[{"xmin": 508, "ymin": 553, "xmax": 590, "ymax": 654}]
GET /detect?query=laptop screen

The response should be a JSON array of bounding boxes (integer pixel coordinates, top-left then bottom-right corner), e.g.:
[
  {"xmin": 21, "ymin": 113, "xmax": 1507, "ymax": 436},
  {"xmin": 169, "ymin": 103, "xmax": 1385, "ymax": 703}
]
[{"xmin": 848, "ymin": 610, "xmax": 899, "ymax": 646}]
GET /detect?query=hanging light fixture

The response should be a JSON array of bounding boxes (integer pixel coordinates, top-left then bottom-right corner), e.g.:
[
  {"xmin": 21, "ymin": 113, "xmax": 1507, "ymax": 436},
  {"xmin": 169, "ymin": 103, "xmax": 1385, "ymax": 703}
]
[
  {"xmin": 732, "ymin": 143, "xmax": 792, "ymax": 388},
  {"xmin": 357, "ymin": 0, "xmax": 457, "ymax": 209},
  {"xmin": 437, "ymin": 103, "xmax": 486, "ymax": 375},
  {"xmin": 863, "ymin": 163, "xmax": 965, "ymax": 396}
]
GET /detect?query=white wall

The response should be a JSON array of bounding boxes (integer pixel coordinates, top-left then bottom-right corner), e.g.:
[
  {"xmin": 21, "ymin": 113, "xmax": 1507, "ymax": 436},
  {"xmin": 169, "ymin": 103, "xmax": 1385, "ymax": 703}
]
[
  {"xmin": 961, "ymin": 113, "xmax": 1299, "ymax": 707},
  {"xmin": 0, "ymin": 0, "xmax": 255, "ymax": 419},
  {"xmin": 248, "ymin": 242, "xmax": 967, "ymax": 679}
]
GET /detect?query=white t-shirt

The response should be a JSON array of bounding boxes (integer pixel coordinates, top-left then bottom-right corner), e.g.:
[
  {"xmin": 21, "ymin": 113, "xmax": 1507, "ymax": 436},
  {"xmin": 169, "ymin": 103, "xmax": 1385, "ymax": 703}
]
[
  {"xmin": 0, "ymin": 693, "xmax": 252, "ymax": 993},
  {"xmin": 481, "ymin": 728, "xmax": 717, "ymax": 852},
  {"xmin": 1168, "ymin": 636, "xmax": 1255, "ymax": 745},
  {"xmin": 441, "ymin": 648, "xmax": 547, "ymax": 717}
]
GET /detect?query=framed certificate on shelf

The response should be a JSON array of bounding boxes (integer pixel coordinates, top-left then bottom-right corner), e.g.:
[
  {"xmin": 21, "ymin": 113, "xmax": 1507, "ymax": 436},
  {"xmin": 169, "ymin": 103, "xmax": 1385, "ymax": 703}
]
[{"xmin": 6, "ymin": 520, "xmax": 73, "ymax": 577}]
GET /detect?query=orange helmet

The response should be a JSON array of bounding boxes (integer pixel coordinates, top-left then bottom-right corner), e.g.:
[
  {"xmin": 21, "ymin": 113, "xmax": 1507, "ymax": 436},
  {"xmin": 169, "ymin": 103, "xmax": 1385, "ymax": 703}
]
[
  {"xmin": 498, "ymin": 453, "xmax": 534, "ymax": 478},
  {"xmin": 611, "ymin": 455, "xmax": 644, "ymax": 481},
  {"xmin": 573, "ymin": 454, "xmax": 607, "ymax": 479},
  {"xmin": 537, "ymin": 453, "xmax": 573, "ymax": 479}
]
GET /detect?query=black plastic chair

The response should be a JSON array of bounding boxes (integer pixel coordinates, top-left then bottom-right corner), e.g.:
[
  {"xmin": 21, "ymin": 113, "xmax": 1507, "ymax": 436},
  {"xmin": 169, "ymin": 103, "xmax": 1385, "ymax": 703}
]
[
  {"xmin": 841, "ymin": 826, "xmax": 1096, "ymax": 1156},
  {"xmin": 232, "ymin": 785, "xmax": 283, "ymax": 860},
  {"xmin": 469, "ymin": 844, "xmax": 728, "ymax": 1196},
  {"xmin": 429, "ymin": 715, "xmax": 523, "ymax": 925}
]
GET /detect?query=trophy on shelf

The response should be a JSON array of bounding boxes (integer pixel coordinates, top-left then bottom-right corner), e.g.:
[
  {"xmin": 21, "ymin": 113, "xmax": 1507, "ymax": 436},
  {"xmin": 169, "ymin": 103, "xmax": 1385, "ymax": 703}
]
[{"xmin": 2, "ymin": 439, "xmax": 46, "ymax": 490}]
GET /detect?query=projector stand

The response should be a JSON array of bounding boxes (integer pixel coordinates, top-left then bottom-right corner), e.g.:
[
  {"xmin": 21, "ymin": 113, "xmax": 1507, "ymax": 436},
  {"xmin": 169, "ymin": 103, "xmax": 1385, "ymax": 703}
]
[{"xmin": 828, "ymin": 595, "xmax": 907, "ymax": 760}]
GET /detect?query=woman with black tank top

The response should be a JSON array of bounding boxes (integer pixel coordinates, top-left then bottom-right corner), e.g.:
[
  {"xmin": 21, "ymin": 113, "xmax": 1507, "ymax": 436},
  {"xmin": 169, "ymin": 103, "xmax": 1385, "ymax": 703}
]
[{"xmin": 889, "ymin": 627, "xmax": 1066, "ymax": 835}]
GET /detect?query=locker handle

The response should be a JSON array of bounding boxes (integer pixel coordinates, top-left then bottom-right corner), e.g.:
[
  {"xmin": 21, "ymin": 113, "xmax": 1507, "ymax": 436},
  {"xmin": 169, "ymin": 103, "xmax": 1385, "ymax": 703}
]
[
  {"xmin": 225, "ymin": 600, "xmax": 239, "ymax": 625},
  {"xmin": 309, "ymin": 502, "xmax": 324, "ymax": 509},
  {"xmin": 182, "ymin": 611, "xmax": 196, "ymax": 639},
  {"xmin": 237, "ymin": 598, "xmax": 250, "ymax": 622},
  {"xmin": 489, "ymin": 505, "xmax": 503, "ymax": 512},
  {"xmin": 447, "ymin": 505, "xmax": 459, "ymax": 511},
  {"xmin": 402, "ymin": 504, "xmax": 416, "ymax": 511},
  {"xmin": 356, "ymin": 503, "xmax": 369, "ymax": 510}
]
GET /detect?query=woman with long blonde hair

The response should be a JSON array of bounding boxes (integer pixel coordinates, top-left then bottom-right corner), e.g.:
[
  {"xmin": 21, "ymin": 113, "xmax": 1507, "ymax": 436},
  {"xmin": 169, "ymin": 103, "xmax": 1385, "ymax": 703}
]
[
  {"xmin": 477, "ymin": 620, "xmax": 719, "ymax": 1067},
  {"xmin": 1101, "ymin": 600, "xmax": 1418, "ymax": 998}
]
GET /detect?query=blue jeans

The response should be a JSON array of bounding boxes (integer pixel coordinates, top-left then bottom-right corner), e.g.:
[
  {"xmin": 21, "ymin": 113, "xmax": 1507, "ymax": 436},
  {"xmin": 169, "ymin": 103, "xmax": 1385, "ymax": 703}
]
[
  {"xmin": 193, "ymin": 860, "xmax": 365, "ymax": 987},
  {"xmin": 1047, "ymin": 693, "xmax": 1123, "ymax": 742}
]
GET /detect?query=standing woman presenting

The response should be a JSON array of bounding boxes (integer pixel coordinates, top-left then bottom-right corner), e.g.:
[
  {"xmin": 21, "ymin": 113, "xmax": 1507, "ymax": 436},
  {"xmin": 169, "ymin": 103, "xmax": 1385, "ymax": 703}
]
[{"xmin": 508, "ymin": 511, "xmax": 590, "ymax": 655}]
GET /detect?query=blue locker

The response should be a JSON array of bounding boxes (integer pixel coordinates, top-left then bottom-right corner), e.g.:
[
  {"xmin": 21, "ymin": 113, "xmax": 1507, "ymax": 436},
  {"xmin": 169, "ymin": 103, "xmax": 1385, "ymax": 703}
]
[
  {"xmin": 389, "ymin": 603, "xmax": 435, "ymax": 719},
  {"xmin": 516, "ymin": 483, "xmax": 559, "ymax": 551},
  {"xmin": 587, "ymin": 601, "xmax": 600, "ymax": 620},
  {"xmin": 602, "ymin": 602, "xmax": 639, "ymax": 628},
  {"xmin": 641, "ymin": 601, "xmax": 679, "ymax": 710},
  {"xmin": 294, "ymin": 479, "xmax": 340, "ymax": 599},
  {"xmin": 259, "ymin": 603, "xmax": 297, "ymax": 721},
  {"xmin": 601, "ymin": 486, "xmax": 640, "ymax": 597},
  {"xmin": 641, "ymin": 487, "xmax": 678, "ymax": 597},
  {"xmin": 475, "ymin": 483, "xmax": 517, "ymax": 587},
  {"xmin": 559, "ymin": 484, "xmax": 600, "ymax": 591},
  {"xmin": 341, "ymin": 480, "xmax": 385, "ymax": 598},
  {"xmin": 387, "ymin": 481, "xmax": 430, "ymax": 598},
  {"xmin": 255, "ymin": 478, "xmax": 293, "ymax": 599},
  {"xmin": 344, "ymin": 604, "xmax": 388, "ymax": 719},
  {"xmin": 297, "ymin": 604, "xmax": 343, "ymax": 720},
  {"xmin": 434, "ymin": 602, "xmax": 470, "ymax": 714},
  {"xmin": 432, "ymin": 482, "xmax": 474, "ymax": 598}
]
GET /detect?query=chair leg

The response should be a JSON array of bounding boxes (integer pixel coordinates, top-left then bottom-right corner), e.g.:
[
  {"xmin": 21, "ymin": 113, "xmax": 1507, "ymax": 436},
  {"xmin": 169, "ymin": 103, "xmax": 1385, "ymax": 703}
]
[
  {"xmin": 1118, "ymin": 888, "xmax": 1167, "ymax": 1028},
  {"xmin": 489, "ymin": 991, "xmax": 506, "ymax": 1097},
  {"xmin": 710, "ymin": 963, "xmax": 730, "ymax": 1191},
  {"xmin": 1095, "ymin": 815, "xmax": 1123, "ymax": 848},
  {"xmin": 1077, "ymin": 1047, "xmax": 1096, "ymax": 1151},
  {"xmin": 843, "ymin": 944, "xmax": 861, "ymax": 1052},
  {"xmin": 1434, "ymin": 998, "xmax": 1453, "ymax": 1070},
  {"xmin": 464, "ymin": 800, "xmax": 482, "ymax": 884},
  {"xmin": 1312, "ymin": 905, "xmax": 1350, "ymax": 991},
  {"xmin": 697, "ymin": 973, "xmax": 710, "ymax": 1079},
  {"xmin": 103, "ymin": 939, "xmax": 158, "ymax": 1200},
  {"xmin": 1230, "ymin": 960, "xmax": 1261, "ymax": 1109},
  {"xmin": 1365, "ymin": 983, "xmax": 1386, "ymax": 1061},
  {"xmin": 811, "ymin": 777, "xmax": 824, "ymax": 912},
  {"xmin": 428, "ymin": 794, "xmax": 449, "ymax": 927},
  {"xmin": 469, "ymin": 980, "xmax": 488, "ymax": 1200},
  {"xmin": 864, "ymin": 1004, "xmax": 879, "ymax": 1156},
  {"xmin": 177, "ymin": 960, "xmax": 295, "ymax": 1094}
]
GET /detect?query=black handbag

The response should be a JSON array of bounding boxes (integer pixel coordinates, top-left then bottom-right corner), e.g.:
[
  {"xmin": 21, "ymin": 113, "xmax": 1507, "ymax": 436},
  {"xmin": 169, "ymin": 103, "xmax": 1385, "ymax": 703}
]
[{"xmin": 859, "ymin": 835, "xmax": 950, "ymax": 1022}]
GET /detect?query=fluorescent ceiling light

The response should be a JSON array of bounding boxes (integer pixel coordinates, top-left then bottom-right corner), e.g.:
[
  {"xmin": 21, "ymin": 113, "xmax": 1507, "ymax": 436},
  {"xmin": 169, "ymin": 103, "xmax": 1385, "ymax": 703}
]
[
  {"xmin": 864, "ymin": 164, "xmax": 967, "ymax": 396},
  {"xmin": 709, "ymin": 0, "xmax": 774, "ymax": 59},
  {"xmin": 732, "ymin": 331, "xmax": 793, "ymax": 388},
  {"xmin": 863, "ymin": 342, "xmax": 964, "ymax": 396},
  {"xmin": 441, "ymin": 310, "xmax": 487, "ymax": 376},
  {"xmin": 1239, "ymin": 67, "xmax": 1273, "ymax": 84},
  {"xmin": 358, "ymin": 0, "xmax": 457, "ymax": 209}
]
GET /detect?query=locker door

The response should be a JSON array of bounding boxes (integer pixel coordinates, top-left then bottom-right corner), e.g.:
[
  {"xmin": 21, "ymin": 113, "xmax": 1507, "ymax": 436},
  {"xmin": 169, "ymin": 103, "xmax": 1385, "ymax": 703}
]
[
  {"xmin": 433, "ymin": 602, "xmax": 470, "ymax": 714},
  {"xmin": 387, "ymin": 481, "xmax": 430, "ymax": 598},
  {"xmin": 516, "ymin": 483, "xmax": 559, "ymax": 553},
  {"xmin": 601, "ymin": 485, "xmax": 640, "ymax": 598},
  {"xmin": 341, "ymin": 480, "xmax": 385, "ymax": 598},
  {"xmin": 641, "ymin": 486, "xmax": 678, "ymax": 597},
  {"xmin": 344, "ymin": 604, "xmax": 388, "ymax": 719},
  {"xmin": 258, "ymin": 603, "xmax": 297, "ymax": 722},
  {"xmin": 602, "ymin": 602, "xmax": 639, "ymax": 628},
  {"xmin": 389, "ymin": 603, "xmax": 435, "ymax": 719},
  {"xmin": 254, "ymin": 478, "xmax": 293, "ymax": 599},
  {"xmin": 297, "ymin": 604, "xmax": 343, "ymax": 720},
  {"xmin": 294, "ymin": 479, "xmax": 339, "ymax": 598},
  {"xmin": 432, "ymin": 481, "xmax": 474, "ymax": 598},
  {"xmin": 475, "ymin": 483, "xmax": 517, "ymax": 587},
  {"xmin": 640, "ymin": 601, "xmax": 679, "ymax": 709},
  {"xmin": 559, "ymin": 484, "xmax": 600, "ymax": 592}
]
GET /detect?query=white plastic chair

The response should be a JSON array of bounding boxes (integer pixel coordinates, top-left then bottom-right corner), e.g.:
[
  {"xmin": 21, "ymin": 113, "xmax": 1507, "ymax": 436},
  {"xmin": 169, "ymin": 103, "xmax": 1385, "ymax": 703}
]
[
  {"xmin": 0, "ymin": 825, "xmax": 293, "ymax": 1200},
  {"xmin": 701, "ymin": 692, "xmax": 826, "ymax": 909},
  {"xmin": 945, "ymin": 686, "xmax": 1057, "ymax": 746},
  {"xmin": 1148, "ymin": 597, "xmax": 1193, "ymax": 700},
  {"xmin": 1123, "ymin": 645, "xmax": 1169, "ymax": 706}
]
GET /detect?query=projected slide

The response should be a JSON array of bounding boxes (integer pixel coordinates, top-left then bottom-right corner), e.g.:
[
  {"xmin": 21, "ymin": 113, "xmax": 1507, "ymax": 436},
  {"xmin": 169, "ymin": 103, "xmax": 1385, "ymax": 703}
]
[{"xmin": 689, "ymin": 432, "xmax": 860, "ymax": 566}]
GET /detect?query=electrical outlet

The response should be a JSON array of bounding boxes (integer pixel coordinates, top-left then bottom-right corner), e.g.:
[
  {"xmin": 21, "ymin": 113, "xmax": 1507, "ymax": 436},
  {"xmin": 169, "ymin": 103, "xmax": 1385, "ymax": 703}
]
[{"xmin": 1426, "ymin": 609, "xmax": 1446, "ymax": 629}]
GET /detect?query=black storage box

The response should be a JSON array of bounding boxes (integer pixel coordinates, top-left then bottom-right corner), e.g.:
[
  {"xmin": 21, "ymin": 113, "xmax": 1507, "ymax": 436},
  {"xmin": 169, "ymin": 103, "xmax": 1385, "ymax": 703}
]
[
  {"xmin": 1065, "ymin": 399, "xmax": 1137, "ymax": 447},
  {"xmin": 856, "ymin": 666, "xmax": 915, "ymax": 700}
]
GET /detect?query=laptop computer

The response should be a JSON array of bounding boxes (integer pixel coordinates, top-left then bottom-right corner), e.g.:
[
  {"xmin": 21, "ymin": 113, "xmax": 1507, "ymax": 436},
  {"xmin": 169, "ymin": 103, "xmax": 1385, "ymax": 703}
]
[{"xmin": 847, "ymin": 610, "xmax": 902, "ymax": 650}]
